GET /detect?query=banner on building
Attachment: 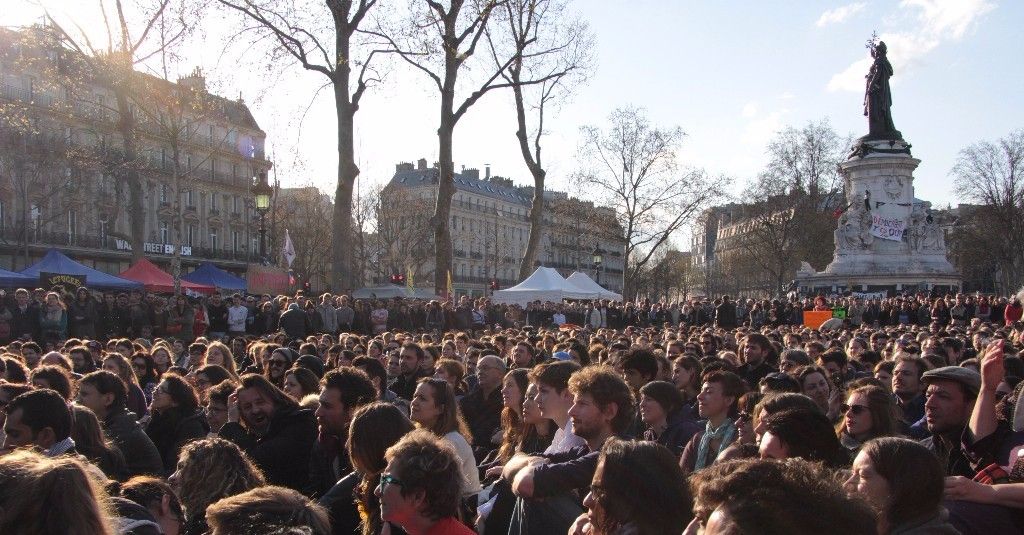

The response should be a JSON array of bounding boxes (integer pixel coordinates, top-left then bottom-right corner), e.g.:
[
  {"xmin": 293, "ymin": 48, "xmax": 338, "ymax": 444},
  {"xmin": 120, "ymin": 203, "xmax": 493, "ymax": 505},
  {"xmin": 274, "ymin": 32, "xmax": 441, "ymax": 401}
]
[
  {"xmin": 40, "ymin": 272, "xmax": 86, "ymax": 290},
  {"xmin": 247, "ymin": 264, "xmax": 289, "ymax": 295},
  {"xmin": 870, "ymin": 204, "xmax": 908, "ymax": 242}
]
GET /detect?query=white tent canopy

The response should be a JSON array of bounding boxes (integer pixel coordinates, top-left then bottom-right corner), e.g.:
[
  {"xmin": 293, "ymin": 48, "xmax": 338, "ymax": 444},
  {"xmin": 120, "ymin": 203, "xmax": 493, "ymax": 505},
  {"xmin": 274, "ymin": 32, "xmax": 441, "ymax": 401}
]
[
  {"xmin": 491, "ymin": 267, "xmax": 593, "ymax": 306},
  {"xmin": 566, "ymin": 271, "xmax": 623, "ymax": 302}
]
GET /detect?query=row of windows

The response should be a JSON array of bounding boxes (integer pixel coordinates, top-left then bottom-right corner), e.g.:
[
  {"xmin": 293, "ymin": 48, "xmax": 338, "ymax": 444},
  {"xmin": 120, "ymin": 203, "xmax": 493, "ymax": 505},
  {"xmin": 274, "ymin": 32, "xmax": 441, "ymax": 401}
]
[{"xmin": 157, "ymin": 185, "xmax": 245, "ymax": 213}]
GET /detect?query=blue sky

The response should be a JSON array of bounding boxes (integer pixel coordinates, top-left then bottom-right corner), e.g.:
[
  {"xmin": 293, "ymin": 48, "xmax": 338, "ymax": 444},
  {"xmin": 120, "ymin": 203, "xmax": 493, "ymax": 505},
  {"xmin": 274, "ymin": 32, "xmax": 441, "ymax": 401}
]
[{"xmin": 6, "ymin": 1, "xmax": 1021, "ymax": 246}]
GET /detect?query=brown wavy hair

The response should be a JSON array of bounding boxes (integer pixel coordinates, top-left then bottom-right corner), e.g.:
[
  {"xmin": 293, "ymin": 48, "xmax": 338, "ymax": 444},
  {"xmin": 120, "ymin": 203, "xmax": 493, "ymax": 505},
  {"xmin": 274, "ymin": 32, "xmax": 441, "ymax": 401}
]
[{"xmin": 175, "ymin": 437, "xmax": 266, "ymax": 525}]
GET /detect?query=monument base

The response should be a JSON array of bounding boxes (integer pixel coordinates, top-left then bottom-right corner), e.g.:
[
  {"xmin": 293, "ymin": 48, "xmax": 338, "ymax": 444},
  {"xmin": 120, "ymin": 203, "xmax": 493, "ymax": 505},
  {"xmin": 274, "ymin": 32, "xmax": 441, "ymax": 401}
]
[{"xmin": 795, "ymin": 136, "xmax": 960, "ymax": 296}]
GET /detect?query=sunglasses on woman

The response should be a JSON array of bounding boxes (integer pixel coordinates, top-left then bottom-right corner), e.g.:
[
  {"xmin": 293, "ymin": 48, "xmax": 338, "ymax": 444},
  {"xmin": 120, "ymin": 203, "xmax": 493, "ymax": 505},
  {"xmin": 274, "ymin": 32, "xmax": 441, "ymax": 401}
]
[{"xmin": 840, "ymin": 403, "xmax": 869, "ymax": 415}]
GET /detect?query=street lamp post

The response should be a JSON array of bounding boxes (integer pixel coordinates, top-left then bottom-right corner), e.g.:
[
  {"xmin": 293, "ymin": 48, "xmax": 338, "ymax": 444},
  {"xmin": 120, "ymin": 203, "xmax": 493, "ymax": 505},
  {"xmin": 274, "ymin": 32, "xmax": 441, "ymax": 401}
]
[
  {"xmin": 592, "ymin": 243, "xmax": 605, "ymax": 286},
  {"xmin": 253, "ymin": 171, "xmax": 272, "ymax": 260}
]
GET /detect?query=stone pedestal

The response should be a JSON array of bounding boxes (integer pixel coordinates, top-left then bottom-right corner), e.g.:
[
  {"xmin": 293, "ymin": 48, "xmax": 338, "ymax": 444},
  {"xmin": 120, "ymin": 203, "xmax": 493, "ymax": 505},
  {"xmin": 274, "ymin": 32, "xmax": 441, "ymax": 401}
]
[{"xmin": 796, "ymin": 138, "xmax": 960, "ymax": 294}]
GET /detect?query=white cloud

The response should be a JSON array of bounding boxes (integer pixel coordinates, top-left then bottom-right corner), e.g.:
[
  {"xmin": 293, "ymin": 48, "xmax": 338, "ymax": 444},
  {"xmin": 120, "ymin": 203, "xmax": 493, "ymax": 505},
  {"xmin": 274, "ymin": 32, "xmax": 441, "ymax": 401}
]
[
  {"xmin": 741, "ymin": 101, "xmax": 758, "ymax": 118},
  {"xmin": 816, "ymin": 2, "xmax": 867, "ymax": 27},
  {"xmin": 826, "ymin": 0, "xmax": 995, "ymax": 92}
]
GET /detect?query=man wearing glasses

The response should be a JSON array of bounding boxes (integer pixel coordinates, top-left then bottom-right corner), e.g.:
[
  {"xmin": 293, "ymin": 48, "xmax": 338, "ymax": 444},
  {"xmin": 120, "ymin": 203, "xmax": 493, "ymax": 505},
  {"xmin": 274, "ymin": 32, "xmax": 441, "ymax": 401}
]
[{"xmin": 459, "ymin": 354, "xmax": 506, "ymax": 461}]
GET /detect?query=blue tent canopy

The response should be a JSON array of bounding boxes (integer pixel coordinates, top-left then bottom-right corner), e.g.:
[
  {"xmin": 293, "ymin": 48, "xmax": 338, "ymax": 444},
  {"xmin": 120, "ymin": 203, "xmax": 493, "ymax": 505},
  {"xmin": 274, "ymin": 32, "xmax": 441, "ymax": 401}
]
[
  {"xmin": 0, "ymin": 266, "xmax": 35, "ymax": 287},
  {"xmin": 182, "ymin": 262, "xmax": 247, "ymax": 291},
  {"xmin": 18, "ymin": 249, "xmax": 143, "ymax": 290}
]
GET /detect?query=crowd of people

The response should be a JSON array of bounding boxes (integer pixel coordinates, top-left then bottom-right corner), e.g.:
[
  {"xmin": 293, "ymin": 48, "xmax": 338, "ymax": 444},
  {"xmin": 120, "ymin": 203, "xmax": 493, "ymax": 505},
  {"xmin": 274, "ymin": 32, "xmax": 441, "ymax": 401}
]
[{"xmin": 1, "ymin": 284, "xmax": 1024, "ymax": 535}]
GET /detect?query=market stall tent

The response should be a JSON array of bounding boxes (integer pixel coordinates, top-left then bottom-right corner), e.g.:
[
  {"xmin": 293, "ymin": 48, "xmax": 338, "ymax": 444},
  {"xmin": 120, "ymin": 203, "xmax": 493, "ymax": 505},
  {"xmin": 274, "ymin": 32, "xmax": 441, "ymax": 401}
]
[
  {"xmin": 566, "ymin": 271, "xmax": 623, "ymax": 302},
  {"xmin": 490, "ymin": 267, "xmax": 592, "ymax": 306},
  {"xmin": 0, "ymin": 266, "xmax": 35, "ymax": 287},
  {"xmin": 18, "ymin": 249, "xmax": 143, "ymax": 290},
  {"xmin": 119, "ymin": 259, "xmax": 216, "ymax": 294},
  {"xmin": 182, "ymin": 262, "xmax": 247, "ymax": 291}
]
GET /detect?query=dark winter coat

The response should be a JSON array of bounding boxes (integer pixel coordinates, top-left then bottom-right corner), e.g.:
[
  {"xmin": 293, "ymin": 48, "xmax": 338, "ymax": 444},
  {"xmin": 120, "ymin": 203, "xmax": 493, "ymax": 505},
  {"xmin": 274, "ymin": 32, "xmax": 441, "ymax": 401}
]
[
  {"xmin": 145, "ymin": 407, "xmax": 210, "ymax": 475},
  {"xmin": 219, "ymin": 406, "xmax": 317, "ymax": 491},
  {"xmin": 103, "ymin": 406, "xmax": 164, "ymax": 477}
]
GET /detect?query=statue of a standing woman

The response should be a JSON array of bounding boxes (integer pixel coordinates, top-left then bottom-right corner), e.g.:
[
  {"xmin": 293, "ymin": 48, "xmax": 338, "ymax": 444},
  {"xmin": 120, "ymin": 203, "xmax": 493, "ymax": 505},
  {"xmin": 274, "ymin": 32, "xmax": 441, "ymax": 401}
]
[{"xmin": 863, "ymin": 41, "xmax": 902, "ymax": 141}]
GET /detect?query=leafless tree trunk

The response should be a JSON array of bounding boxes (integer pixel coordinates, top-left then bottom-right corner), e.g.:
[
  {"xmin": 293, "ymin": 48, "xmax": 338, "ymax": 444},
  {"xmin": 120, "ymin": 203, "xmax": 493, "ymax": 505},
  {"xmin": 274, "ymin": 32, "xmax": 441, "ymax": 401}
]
[
  {"xmin": 217, "ymin": 0, "xmax": 382, "ymax": 292},
  {"xmin": 486, "ymin": 0, "xmax": 593, "ymax": 281},
  {"xmin": 372, "ymin": 0, "xmax": 562, "ymax": 294}
]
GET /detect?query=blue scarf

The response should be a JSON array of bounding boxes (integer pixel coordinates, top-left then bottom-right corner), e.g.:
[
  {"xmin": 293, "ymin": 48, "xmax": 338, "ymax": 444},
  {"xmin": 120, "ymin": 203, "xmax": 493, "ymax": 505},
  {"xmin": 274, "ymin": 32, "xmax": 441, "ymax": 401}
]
[{"xmin": 695, "ymin": 418, "xmax": 736, "ymax": 471}]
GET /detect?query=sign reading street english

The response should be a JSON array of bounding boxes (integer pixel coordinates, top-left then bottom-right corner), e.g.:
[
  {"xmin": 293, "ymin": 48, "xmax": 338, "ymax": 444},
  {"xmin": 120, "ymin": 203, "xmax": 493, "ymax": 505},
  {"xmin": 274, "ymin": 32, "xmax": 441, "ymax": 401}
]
[{"xmin": 870, "ymin": 213, "xmax": 906, "ymax": 241}]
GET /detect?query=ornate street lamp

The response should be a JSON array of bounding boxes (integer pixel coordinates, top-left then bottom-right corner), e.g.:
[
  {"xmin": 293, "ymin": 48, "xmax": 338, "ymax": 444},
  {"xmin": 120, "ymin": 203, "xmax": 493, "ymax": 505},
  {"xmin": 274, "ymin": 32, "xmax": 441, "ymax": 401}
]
[
  {"xmin": 252, "ymin": 171, "xmax": 272, "ymax": 259},
  {"xmin": 591, "ymin": 243, "xmax": 606, "ymax": 286}
]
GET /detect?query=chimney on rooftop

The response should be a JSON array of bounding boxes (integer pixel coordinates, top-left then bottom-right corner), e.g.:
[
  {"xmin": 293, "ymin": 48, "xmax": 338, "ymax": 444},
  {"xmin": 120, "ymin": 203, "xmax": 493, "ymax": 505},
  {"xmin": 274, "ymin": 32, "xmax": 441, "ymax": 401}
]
[
  {"xmin": 417, "ymin": 158, "xmax": 427, "ymax": 170},
  {"xmin": 177, "ymin": 66, "xmax": 206, "ymax": 92},
  {"xmin": 486, "ymin": 164, "xmax": 491, "ymax": 179}
]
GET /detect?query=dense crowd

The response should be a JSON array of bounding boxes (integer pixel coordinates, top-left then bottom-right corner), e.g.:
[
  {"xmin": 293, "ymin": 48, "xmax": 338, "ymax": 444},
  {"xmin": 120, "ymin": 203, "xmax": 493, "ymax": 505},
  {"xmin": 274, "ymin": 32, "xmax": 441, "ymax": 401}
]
[{"xmin": 1, "ymin": 285, "xmax": 1024, "ymax": 535}]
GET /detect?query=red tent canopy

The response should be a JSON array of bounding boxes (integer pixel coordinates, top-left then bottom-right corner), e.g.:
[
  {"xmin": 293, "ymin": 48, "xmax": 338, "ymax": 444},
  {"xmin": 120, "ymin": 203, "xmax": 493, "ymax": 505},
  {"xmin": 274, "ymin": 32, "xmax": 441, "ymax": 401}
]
[{"xmin": 119, "ymin": 259, "xmax": 216, "ymax": 294}]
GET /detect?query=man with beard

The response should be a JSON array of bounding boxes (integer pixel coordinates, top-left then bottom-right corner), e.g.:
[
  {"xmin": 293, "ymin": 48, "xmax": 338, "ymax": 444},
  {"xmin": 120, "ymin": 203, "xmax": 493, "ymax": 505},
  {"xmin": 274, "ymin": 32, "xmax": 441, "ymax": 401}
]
[
  {"xmin": 737, "ymin": 334, "xmax": 776, "ymax": 388},
  {"xmin": 389, "ymin": 342, "xmax": 428, "ymax": 401},
  {"xmin": 503, "ymin": 365, "xmax": 634, "ymax": 535},
  {"xmin": 306, "ymin": 368, "xmax": 377, "ymax": 498},
  {"xmin": 219, "ymin": 374, "xmax": 317, "ymax": 491}
]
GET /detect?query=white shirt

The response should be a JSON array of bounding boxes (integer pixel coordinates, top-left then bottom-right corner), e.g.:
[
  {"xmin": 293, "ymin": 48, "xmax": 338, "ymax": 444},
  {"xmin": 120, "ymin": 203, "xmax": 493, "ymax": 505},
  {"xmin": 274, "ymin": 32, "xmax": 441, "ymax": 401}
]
[
  {"xmin": 227, "ymin": 305, "xmax": 248, "ymax": 332},
  {"xmin": 444, "ymin": 430, "xmax": 483, "ymax": 497},
  {"xmin": 544, "ymin": 418, "xmax": 587, "ymax": 455}
]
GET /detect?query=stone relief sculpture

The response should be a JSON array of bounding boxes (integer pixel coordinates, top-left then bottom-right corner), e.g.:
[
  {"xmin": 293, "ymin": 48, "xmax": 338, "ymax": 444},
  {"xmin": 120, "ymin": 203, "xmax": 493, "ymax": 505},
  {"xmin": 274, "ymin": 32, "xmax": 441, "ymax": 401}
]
[{"xmin": 835, "ymin": 199, "xmax": 873, "ymax": 252}]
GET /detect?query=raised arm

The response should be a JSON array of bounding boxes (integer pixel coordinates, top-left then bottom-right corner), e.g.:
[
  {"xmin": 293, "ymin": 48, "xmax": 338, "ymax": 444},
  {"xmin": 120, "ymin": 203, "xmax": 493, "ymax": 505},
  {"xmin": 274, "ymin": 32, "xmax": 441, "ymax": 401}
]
[{"xmin": 969, "ymin": 340, "xmax": 1004, "ymax": 442}]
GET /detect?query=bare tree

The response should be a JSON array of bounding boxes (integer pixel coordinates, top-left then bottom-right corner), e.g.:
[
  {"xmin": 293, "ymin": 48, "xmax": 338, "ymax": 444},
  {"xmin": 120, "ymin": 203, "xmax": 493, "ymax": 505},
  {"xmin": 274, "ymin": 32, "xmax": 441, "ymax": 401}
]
[
  {"xmin": 372, "ymin": 0, "xmax": 561, "ymax": 294},
  {"xmin": 374, "ymin": 185, "xmax": 436, "ymax": 284},
  {"xmin": 952, "ymin": 129, "xmax": 1024, "ymax": 292},
  {"xmin": 574, "ymin": 106, "xmax": 725, "ymax": 299},
  {"xmin": 273, "ymin": 184, "xmax": 334, "ymax": 290},
  {"xmin": 216, "ymin": 0, "xmax": 383, "ymax": 292},
  {"xmin": 484, "ymin": 0, "xmax": 593, "ymax": 280},
  {"xmin": 45, "ymin": 0, "xmax": 200, "ymax": 261}
]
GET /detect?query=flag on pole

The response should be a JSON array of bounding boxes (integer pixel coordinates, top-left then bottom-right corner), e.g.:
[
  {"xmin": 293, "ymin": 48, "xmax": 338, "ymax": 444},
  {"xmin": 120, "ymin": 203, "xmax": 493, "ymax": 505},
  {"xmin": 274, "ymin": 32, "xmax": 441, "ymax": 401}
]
[
  {"xmin": 406, "ymin": 265, "xmax": 414, "ymax": 296},
  {"xmin": 282, "ymin": 229, "xmax": 296, "ymax": 268},
  {"xmin": 447, "ymin": 270, "xmax": 453, "ymax": 299}
]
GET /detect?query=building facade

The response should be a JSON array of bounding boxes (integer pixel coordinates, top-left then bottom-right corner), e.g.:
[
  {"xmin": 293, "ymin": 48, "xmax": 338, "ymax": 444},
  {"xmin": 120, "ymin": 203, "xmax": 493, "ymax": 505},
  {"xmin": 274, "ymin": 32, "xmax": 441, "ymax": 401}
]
[
  {"xmin": 379, "ymin": 159, "xmax": 626, "ymax": 297},
  {"xmin": 0, "ymin": 26, "xmax": 272, "ymax": 278}
]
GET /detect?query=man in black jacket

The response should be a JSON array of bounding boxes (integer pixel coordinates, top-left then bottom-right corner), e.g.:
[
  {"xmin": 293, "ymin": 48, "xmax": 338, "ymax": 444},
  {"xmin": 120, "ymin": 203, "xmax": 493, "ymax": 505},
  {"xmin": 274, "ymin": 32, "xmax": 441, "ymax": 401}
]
[
  {"xmin": 388, "ymin": 342, "xmax": 428, "ymax": 401},
  {"xmin": 715, "ymin": 295, "xmax": 738, "ymax": 330},
  {"xmin": 305, "ymin": 368, "xmax": 377, "ymax": 498},
  {"xmin": 77, "ymin": 370, "xmax": 164, "ymax": 476},
  {"xmin": 10, "ymin": 288, "xmax": 40, "ymax": 342},
  {"xmin": 206, "ymin": 292, "xmax": 230, "ymax": 340},
  {"xmin": 279, "ymin": 302, "xmax": 310, "ymax": 340},
  {"xmin": 220, "ymin": 374, "xmax": 317, "ymax": 491}
]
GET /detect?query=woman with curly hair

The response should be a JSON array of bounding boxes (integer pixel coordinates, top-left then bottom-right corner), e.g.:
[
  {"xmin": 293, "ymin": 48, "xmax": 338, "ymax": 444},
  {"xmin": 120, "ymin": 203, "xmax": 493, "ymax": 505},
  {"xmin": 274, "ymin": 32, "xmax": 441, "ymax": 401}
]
[{"xmin": 168, "ymin": 437, "xmax": 266, "ymax": 535}]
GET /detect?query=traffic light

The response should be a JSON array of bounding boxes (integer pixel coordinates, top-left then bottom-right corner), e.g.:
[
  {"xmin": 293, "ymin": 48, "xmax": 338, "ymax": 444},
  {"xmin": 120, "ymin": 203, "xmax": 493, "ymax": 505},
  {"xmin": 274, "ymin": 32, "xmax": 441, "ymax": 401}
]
[
  {"xmin": 303, "ymin": 281, "xmax": 311, "ymax": 293},
  {"xmin": 390, "ymin": 273, "xmax": 406, "ymax": 285},
  {"xmin": 489, "ymin": 279, "xmax": 498, "ymax": 291}
]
